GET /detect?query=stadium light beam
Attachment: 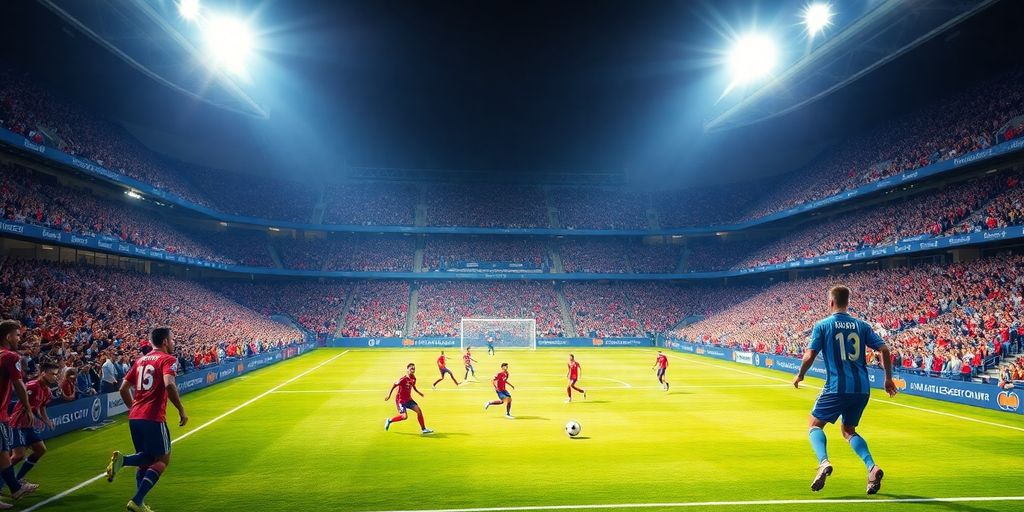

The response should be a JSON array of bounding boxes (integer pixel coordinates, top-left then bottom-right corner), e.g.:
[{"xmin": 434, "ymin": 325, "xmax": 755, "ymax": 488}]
[
  {"xmin": 203, "ymin": 15, "xmax": 254, "ymax": 76},
  {"xmin": 727, "ymin": 33, "xmax": 778, "ymax": 86},
  {"xmin": 803, "ymin": 3, "xmax": 834, "ymax": 36},
  {"xmin": 178, "ymin": 0, "xmax": 200, "ymax": 21}
]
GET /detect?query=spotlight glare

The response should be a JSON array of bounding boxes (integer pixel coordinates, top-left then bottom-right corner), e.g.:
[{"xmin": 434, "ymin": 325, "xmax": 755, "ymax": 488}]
[
  {"xmin": 803, "ymin": 3, "xmax": 834, "ymax": 36},
  {"xmin": 178, "ymin": 0, "xmax": 200, "ymax": 20},
  {"xmin": 203, "ymin": 16, "xmax": 254, "ymax": 76},
  {"xmin": 728, "ymin": 34, "xmax": 778, "ymax": 85}
]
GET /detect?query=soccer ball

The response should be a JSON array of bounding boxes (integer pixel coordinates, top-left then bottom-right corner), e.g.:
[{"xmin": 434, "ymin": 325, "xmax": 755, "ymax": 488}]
[{"xmin": 565, "ymin": 420, "xmax": 581, "ymax": 437}]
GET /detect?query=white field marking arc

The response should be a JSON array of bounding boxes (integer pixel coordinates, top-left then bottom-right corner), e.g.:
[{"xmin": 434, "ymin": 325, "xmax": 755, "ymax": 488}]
[
  {"xmin": 665, "ymin": 352, "xmax": 1024, "ymax": 433},
  {"xmin": 24, "ymin": 350, "xmax": 350, "ymax": 512},
  {"xmin": 270, "ymin": 383, "xmax": 791, "ymax": 394},
  {"xmin": 360, "ymin": 495, "xmax": 1024, "ymax": 512}
]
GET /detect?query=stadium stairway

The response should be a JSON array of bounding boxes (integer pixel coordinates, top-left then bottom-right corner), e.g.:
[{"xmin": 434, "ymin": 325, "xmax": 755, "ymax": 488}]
[
  {"xmin": 404, "ymin": 284, "xmax": 419, "ymax": 337},
  {"xmin": 547, "ymin": 241, "xmax": 565, "ymax": 273},
  {"xmin": 975, "ymin": 353, "xmax": 1023, "ymax": 383},
  {"xmin": 674, "ymin": 247, "xmax": 687, "ymax": 273},
  {"xmin": 310, "ymin": 187, "xmax": 326, "ymax": 224},
  {"xmin": 543, "ymin": 186, "xmax": 561, "ymax": 228},
  {"xmin": 268, "ymin": 244, "xmax": 284, "ymax": 269},
  {"xmin": 413, "ymin": 237, "xmax": 425, "ymax": 272},
  {"xmin": 333, "ymin": 284, "xmax": 357, "ymax": 337},
  {"xmin": 415, "ymin": 187, "xmax": 427, "ymax": 226},
  {"xmin": 554, "ymin": 284, "xmax": 579, "ymax": 337}
]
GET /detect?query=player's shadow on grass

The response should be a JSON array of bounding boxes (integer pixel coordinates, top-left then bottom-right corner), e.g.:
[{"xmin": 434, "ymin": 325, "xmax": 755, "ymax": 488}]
[
  {"xmin": 569, "ymin": 436, "xmax": 591, "ymax": 440},
  {"xmin": 832, "ymin": 494, "xmax": 993, "ymax": 512},
  {"xmin": 577, "ymin": 400, "xmax": 610, "ymax": 404},
  {"xmin": 509, "ymin": 415, "xmax": 547, "ymax": 420},
  {"xmin": 394, "ymin": 432, "xmax": 470, "ymax": 438},
  {"xmin": 667, "ymin": 391, "xmax": 691, "ymax": 395}
]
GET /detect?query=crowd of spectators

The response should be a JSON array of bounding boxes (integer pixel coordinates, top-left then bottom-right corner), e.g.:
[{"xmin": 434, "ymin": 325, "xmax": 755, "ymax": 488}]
[
  {"xmin": 554, "ymin": 187, "xmax": 649, "ymax": 230},
  {"xmin": 322, "ymin": 183, "xmax": 418, "ymax": 226},
  {"xmin": 423, "ymin": 237, "xmax": 548, "ymax": 271},
  {"xmin": 675, "ymin": 254, "xmax": 1024, "ymax": 381},
  {"xmin": 559, "ymin": 240, "xmax": 632, "ymax": 273},
  {"xmin": 278, "ymin": 236, "xmax": 415, "ymax": 272},
  {"xmin": 423, "ymin": 184, "xmax": 548, "ymax": 228},
  {"xmin": 0, "ymin": 259, "xmax": 302, "ymax": 402},
  {"xmin": 340, "ymin": 281, "xmax": 410, "ymax": 337},
  {"xmin": 413, "ymin": 281, "xmax": 565, "ymax": 337},
  {"xmin": 178, "ymin": 165, "xmax": 316, "ymax": 223},
  {"xmin": 213, "ymin": 281, "xmax": 348, "ymax": 336},
  {"xmin": 1, "ymin": 163, "xmax": 233, "ymax": 263}
]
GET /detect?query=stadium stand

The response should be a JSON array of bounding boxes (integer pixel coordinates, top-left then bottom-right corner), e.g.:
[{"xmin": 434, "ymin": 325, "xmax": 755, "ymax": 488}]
[
  {"xmin": 413, "ymin": 282, "xmax": 565, "ymax": 337},
  {"xmin": 213, "ymin": 281, "xmax": 349, "ymax": 336},
  {"xmin": 340, "ymin": 280, "xmax": 410, "ymax": 337}
]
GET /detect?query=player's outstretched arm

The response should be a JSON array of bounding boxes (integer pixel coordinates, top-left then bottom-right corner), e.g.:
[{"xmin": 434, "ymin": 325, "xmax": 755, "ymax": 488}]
[
  {"xmin": 879, "ymin": 344, "xmax": 898, "ymax": 397},
  {"xmin": 164, "ymin": 374, "xmax": 188, "ymax": 427},
  {"xmin": 119, "ymin": 378, "xmax": 135, "ymax": 409},
  {"xmin": 793, "ymin": 349, "xmax": 819, "ymax": 389},
  {"xmin": 385, "ymin": 383, "xmax": 398, "ymax": 401},
  {"xmin": 413, "ymin": 384, "xmax": 424, "ymax": 397}
]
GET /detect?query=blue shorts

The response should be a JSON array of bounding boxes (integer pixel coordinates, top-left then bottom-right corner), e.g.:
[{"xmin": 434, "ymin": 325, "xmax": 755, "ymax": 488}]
[
  {"xmin": 398, "ymin": 400, "xmax": 418, "ymax": 413},
  {"xmin": 439, "ymin": 367, "xmax": 453, "ymax": 376},
  {"xmin": 0, "ymin": 424, "xmax": 11, "ymax": 452},
  {"xmin": 811, "ymin": 393, "xmax": 870, "ymax": 426},
  {"xmin": 129, "ymin": 419, "xmax": 171, "ymax": 458},
  {"xmin": 657, "ymin": 368, "xmax": 666, "ymax": 379},
  {"xmin": 495, "ymin": 390, "xmax": 511, "ymax": 400},
  {"xmin": 12, "ymin": 427, "xmax": 42, "ymax": 449}
]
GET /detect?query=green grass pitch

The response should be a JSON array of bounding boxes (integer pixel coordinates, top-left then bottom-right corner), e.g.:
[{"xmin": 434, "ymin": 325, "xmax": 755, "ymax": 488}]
[{"xmin": 22, "ymin": 348, "xmax": 1024, "ymax": 511}]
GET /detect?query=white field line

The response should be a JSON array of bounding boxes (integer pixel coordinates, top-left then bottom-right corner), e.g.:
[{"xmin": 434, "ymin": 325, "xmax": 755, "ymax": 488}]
[
  {"xmin": 24, "ymin": 350, "xmax": 350, "ymax": 512},
  {"xmin": 271, "ymin": 383, "xmax": 791, "ymax": 394},
  {"xmin": 666, "ymin": 353, "xmax": 1024, "ymax": 433},
  {"xmin": 361, "ymin": 495, "xmax": 1024, "ymax": 512}
]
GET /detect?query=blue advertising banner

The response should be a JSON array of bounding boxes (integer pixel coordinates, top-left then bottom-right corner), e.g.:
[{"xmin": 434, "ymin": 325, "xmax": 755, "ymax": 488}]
[
  {"xmin": 665, "ymin": 341, "xmax": 1023, "ymax": 415},
  {"xmin": 4, "ymin": 125, "xmax": 1023, "ymax": 237},
  {"xmin": 38, "ymin": 341, "xmax": 318, "ymax": 440}
]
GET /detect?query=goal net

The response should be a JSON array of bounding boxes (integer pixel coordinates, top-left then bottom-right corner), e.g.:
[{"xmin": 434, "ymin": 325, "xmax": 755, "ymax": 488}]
[{"xmin": 460, "ymin": 318, "xmax": 536, "ymax": 351}]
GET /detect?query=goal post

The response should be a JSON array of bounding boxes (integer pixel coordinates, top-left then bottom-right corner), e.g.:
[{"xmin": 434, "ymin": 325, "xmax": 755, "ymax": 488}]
[{"xmin": 460, "ymin": 318, "xmax": 537, "ymax": 351}]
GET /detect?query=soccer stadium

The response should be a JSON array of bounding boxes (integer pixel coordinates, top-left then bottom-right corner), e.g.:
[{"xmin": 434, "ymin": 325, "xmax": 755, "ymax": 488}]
[{"xmin": 0, "ymin": 0, "xmax": 1022, "ymax": 511}]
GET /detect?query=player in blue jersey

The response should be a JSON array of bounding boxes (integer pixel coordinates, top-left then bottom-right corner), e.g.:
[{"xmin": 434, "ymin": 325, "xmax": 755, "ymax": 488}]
[{"xmin": 793, "ymin": 285, "xmax": 898, "ymax": 495}]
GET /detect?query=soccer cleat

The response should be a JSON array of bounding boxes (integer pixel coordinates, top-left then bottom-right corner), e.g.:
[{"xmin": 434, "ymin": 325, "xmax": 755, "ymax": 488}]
[
  {"xmin": 484, "ymin": 401, "xmax": 491, "ymax": 411},
  {"xmin": 665, "ymin": 382, "xmax": 670, "ymax": 391},
  {"xmin": 564, "ymin": 398, "xmax": 572, "ymax": 403},
  {"xmin": 505, "ymin": 414, "xmax": 515, "ymax": 420},
  {"xmin": 431, "ymin": 384, "xmax": 437, "ymax": 390},
  {"xmin": 421, "ymin": 428, "xmax": 434, "ymax": 435},
  {"xmin": 866, "ymin": 465, "xmax": 884, "ymax": 495},
  {"xmin": 583, "ymin": 390, "xmax": 587, "ymax": 400},
  {"xmin": 126, "ymin": 500, "xmax": 156, "ymax": 512},
  {"xmin": 11, "ymin": 482, "xmax": 38, "ymax": 500},
  {"xmin": 0, "ymin": 499, "xmax": 11, "ymax": 510},
  {"xmin": 810, "ymin": 461, "xmax": 833, "ymax": 492},
  {"xmin": 106, "ymin": 451, "xmax": 124, "ymax": 483},
  {"xmin": 17, "ymin": 480, "xmax": 35, "ymax": 488},
  {"xmin": 384, "ymin": 418, "xmax": 392, "ymax": 431}
]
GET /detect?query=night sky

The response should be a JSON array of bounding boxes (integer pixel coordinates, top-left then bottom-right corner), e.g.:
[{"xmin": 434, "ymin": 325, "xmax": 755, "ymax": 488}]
[{"xmin": 1, "ymin": 0, "xmax": 1021, "ymax": 188}]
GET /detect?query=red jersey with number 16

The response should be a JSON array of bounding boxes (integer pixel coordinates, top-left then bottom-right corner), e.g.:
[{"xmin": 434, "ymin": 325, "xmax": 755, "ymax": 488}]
[{"xmin": 125, "ymin": 351, "xmax": 179, "ymax": 422}]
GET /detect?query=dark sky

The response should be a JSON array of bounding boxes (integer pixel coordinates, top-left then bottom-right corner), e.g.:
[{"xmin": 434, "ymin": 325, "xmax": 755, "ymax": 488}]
[{"xmin": 1, "ymin": 0, "xmax": 1021, "ymax": 188}]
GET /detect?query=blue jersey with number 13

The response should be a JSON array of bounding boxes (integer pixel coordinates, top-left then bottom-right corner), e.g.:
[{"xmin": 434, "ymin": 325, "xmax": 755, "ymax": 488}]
[{"xmin": 808, "ymin": 312, "xmax": 886, "ymax": 394}]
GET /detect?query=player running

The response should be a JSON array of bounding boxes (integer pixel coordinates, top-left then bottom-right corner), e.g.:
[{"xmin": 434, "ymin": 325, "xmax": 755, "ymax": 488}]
[
  {"xmin": 653, "ymin": 350, "xmax": 670, "ymax": 391},
  {"xmin": 9, "ymin": 361, "xmax": 60, "ymax": 486},
  {"xmin": 463, "ymin": 348, "xmax": 478, "ymax": 382},
  {"xmin": 565, "ymin": 354, "xmax": 586, "ymax": 403},
  {"xmin": 793, "ymin": 286, "xmax": 897, "ymax": 495},
  {"xmin": 385, "ymin": 363, "xmax": 433, "ymax": 435},
  {"xmin": 0, "ymin": 320, "xmax": 39, "ymax": 508},
  {"xmin": 432, "ymin": 351, "xmax": 461, "ymax": 389},
  {"xmin": 484, "ymin": 363, "xmax": 515, "ymax": 419},
  {"xmin": 106, "ymin": 327, "xmax": 189, "ymax": 512}
]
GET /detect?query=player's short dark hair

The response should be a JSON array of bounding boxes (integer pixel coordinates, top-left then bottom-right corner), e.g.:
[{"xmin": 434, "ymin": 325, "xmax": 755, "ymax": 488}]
[
  {"xmin": 40, "ymin": 361, "xmax": 59, "ymax": 372},
  {"xmin": 0, "ymin": 320, "xmax": 20, "ymax": 340},
  {"xmin": 830, "ymin": 285, "xmax": 850, "ymax": 308},
  {"xmin": 407, "ymin": 363, "xmax": 415, "ymax": 369},
  {"xmin": 501, "ymin": 362, "xmax": 508, "ymax": 368},
  {"xmin": 150, "ymin": 327, "xmax": 171, "ymax": 347}
]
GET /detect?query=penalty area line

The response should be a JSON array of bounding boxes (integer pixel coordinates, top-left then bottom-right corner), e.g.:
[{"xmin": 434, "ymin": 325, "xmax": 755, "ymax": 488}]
[
  {"xmin": 24, "ymin": 350, "xmax": 350, "ymax": 512},
  {"xmin": 362, "ymin": 496, "xmax": 1024, "ymax": 512}
]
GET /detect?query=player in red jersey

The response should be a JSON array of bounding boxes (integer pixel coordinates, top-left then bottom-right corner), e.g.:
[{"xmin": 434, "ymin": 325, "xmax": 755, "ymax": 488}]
[
  {"xmin": 652, "ymin": 350, "xmax": 670, "ymax": 391},
  {"xmin": 463, "ymin": 348, "xmax": 478, "ymax": 382},
  {"xmin": 484, "ymin": 363, "xmax": 515, "ymax": 419},
  {"xmin": 0, "ymin": 320, "xmax": 39, "ymax": 508},
  {"xmin": 385, "ymin": 363, "xmax": 432, "ymax": 434},
  {"xmin": 565, "ymin": 354, "xmax": 586, "ymax": 403},
  {"xmin": 9, "ymin": 361, "xmax": 60, "ymax": 486},
  {"xmin": 106, "ymin": 327, "xmax": 188, "ymax": 512},
  {"xmin": 432, "ymin": 350, "xmax": 460, "ymax": 389}
]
